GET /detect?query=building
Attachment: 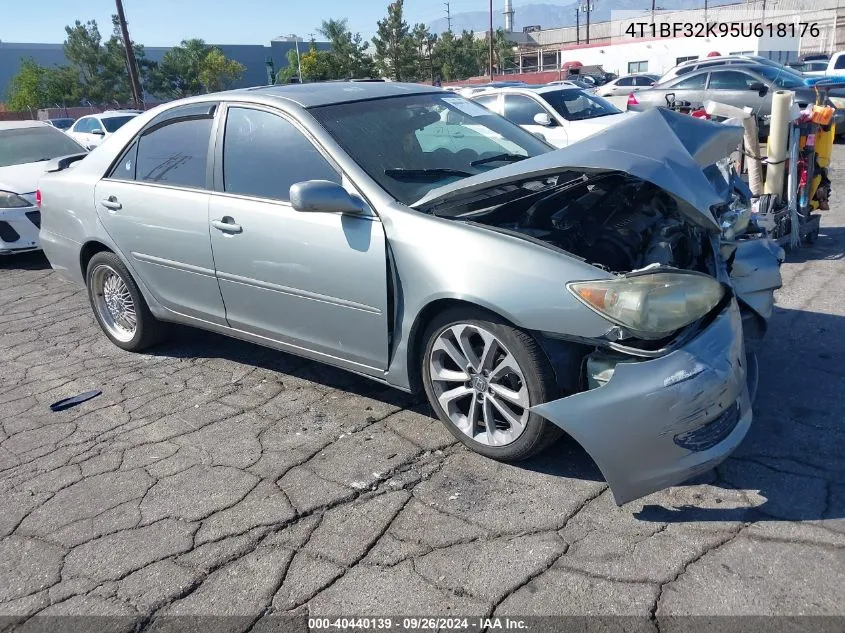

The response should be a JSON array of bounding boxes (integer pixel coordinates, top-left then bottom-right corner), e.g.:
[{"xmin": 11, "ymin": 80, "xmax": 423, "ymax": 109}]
[
  {"xmin": 0, "ymin": 37, "xmax": 330, "ymax": 104},
  {"xmin": 504, "ymin": 0, "xmax": 844, "ymax": 76}
]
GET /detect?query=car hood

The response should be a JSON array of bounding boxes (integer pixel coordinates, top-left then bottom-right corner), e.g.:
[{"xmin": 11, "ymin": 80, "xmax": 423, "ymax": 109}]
[
  {"xmin": 0, "ymin": 161, "xmax": 50, "ymax": 195},
  {"xmin": 413, "ymin": 107, "xmax": 744, "ymax": 232},
  {"xmin": 567, "ymin": 111, "xmax": 634, "ymax": 138}
]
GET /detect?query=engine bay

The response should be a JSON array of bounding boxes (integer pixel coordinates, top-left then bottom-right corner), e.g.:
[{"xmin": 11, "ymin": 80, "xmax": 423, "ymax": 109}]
[{"xmin": 441, "ymin": 172, "xmax": 709, "ymax": 273}]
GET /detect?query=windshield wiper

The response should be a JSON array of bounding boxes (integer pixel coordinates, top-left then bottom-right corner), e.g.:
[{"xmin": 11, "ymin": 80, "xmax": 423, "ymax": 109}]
[
  {"xmin": 384, "ymin": 168, "xmax": 473, "ymax": 181},
  {"xmin": 470, "ymin": 153, "xmax": 528, "ymax": 167}
]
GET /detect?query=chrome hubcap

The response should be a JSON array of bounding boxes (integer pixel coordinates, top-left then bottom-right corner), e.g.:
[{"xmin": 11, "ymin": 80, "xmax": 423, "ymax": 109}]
[
  {"xmin": 91, "ymin": 265, "xmax": 137, "ymax": 342},
  {"xmin": 429, "ymin": 324, "xmax": 530, "ymax": 446}
]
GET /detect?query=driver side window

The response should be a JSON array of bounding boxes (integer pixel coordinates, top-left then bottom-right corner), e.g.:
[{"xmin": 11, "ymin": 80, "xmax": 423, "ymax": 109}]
[
  {"xmin": 222, "ymin": 107, "xmax": 339, "ymax": 202},
  {"xmin": 503, "ymin": 95, "xmax": 547, "ymax": 125},
  {"xmin": 73, "ymin": 117, "xmax": 92, "ymax": 133}
]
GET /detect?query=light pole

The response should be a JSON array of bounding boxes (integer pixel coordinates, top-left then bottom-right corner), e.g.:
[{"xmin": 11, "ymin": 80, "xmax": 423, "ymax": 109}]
[
  {"xmin": 292, "ymin": 35, "xmax": 303, "ymax": 83},
  {"xmin": 115, "ymin": 0, "xmax": 143, "ymax": 109},
  {"xmin": 580, "ymin": 2, "xmax": 594, "ymax": 44},
  {"xmin": 488, "ymin": 0, "xmax": 494, "ymax": 78}
]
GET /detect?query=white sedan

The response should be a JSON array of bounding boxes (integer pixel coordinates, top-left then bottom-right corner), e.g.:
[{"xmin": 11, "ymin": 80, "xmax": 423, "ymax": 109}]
[
  {"xmin": 0, "ymin": 121, "xmax": 86, "ymax": 254},
  {"xmin": 471, "ymin": 86, "xmax": 634, "ymax": 148},
  {"xmin": 66, "ymin": 110, "xmax": 140, "ymax": 150}
]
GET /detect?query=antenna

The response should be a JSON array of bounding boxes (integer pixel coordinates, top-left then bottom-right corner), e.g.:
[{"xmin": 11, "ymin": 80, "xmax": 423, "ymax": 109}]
[{"xmin": 444, "ymin": 2, "xmax": 452, "ymax": 32}]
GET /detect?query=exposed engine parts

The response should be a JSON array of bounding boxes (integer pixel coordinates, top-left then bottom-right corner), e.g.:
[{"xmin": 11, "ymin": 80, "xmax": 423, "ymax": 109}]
[{"xmin": 477, "ymin": 173, "xmax": 705, "ymax": 273}]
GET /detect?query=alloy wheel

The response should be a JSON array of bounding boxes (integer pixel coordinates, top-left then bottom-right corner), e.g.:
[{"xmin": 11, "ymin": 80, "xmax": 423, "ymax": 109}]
[
  {"xmin": 91, "ymin": 264, "xmax": 137, "ymax": 343},
  {"xmin": 428, "ymin": 323, "xmax": 530, "ymax": 446}
]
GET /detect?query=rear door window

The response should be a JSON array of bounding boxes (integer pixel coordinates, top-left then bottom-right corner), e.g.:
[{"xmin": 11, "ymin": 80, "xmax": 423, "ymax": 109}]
[{"xmin": 133, "ymin": 118, "xmax": 213, "ymax": 189}]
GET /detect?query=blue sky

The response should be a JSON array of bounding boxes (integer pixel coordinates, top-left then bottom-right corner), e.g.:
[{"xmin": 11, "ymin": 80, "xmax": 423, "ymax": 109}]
[{"xmin": 0, "ymin": 0, "xmax": 501, "ymax": 46}]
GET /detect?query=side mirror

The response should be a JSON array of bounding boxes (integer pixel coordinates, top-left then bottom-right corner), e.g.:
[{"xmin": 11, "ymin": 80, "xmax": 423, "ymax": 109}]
[
  {"xmin": 91, "ymin": 129, "xmax": 105, "ymax": 136},
  {"xmin": 289, "ymin": 180, "xmax": 365, "ymax": 214},
  {"xmin": 533, "ymin": 112, "xmax": 556, "ymax": 127},
  {"xmin": 748, "ymin": 81, "xmax": 768, "ymax": 95}
]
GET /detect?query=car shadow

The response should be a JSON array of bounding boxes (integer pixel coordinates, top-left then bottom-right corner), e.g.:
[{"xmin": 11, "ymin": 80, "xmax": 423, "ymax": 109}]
[
  {"xmin": 0, "ymin": 251, "xmax": 52, "ymax": 271},
  {"xmin": 782, "ymin": 223, "xmax": 845, "ymax": 263}
]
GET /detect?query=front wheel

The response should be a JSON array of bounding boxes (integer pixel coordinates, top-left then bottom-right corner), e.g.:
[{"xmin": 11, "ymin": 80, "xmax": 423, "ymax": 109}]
[
  {"xmin": 421, "ymin": 308, "xmax": 561, "ymax": 461},
  {"xmin": 86, "ymin": 251, "xmax": 166, "ymax": 351}
]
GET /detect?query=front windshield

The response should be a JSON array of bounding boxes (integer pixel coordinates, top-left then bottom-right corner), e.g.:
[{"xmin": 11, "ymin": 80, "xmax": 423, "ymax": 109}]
[
  {"xmin": 101, "ymin": 115, "xmax": 136, "ymax": 133},
  {"xmin": 311, "ymin": 93, "xmax": 551, "ymax": 205},
  {"xmin": 540, "ymin": 89, "xmax": 622, "ymax": 121},
  {"xmin": 0, "ymin": 126, "xmax": 85, "ymax": 168},
  {"xmin": 752, "ymin": 65, "xmax": 807, "ymax": 88}
]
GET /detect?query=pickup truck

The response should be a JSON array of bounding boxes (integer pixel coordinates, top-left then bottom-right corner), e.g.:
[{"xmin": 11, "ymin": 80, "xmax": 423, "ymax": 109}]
[{"xmin": 801, "ymin": 51, "xmax": 845, "ymax": 79}]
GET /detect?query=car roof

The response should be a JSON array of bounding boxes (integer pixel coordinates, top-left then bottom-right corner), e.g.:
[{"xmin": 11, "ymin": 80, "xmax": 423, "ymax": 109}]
[
  {"xmin": 91, "ymin": 110, "xmax": 140, "ymax": 119},
  {"xmin": 474, "ymin": 85, "xmax": 583, "ymax": 96},
  {"xmin": 0, "ymin": 120, "xmax": 50, "ymax": 130},
  {"xmin": 227, "ymin": 82, "xmax": 444, "ymax": 108}
]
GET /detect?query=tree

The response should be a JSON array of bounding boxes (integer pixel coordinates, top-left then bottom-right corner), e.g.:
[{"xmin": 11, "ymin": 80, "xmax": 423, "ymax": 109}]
[
  {"xmin": 147, "ymin": 38, "xmax": 209, "ymax": 98},
  {"xmin": 371, "ymin": 1, "xmax": 418, "ymax": 81},
  {"xmin": 6, "ymin": 59, "xmax": 46, "ymax": 111},
  {"xmin": 199, "ymin": 48, "xmax": 245, "ymax": 92},
  {"xmin": 276, "ymin": 48, "xmax": 302, "ymax": 84},
  {"xmin": 493, "ymin": 28, "xmax": 516, "ymax": 74},
  {"xmin": 318, "ymin": 18, "xmax": 375, "ymax": 79}
]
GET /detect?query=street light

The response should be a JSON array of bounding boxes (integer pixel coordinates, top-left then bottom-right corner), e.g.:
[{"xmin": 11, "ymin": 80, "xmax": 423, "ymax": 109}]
[{"xmin": 290, "ymin": 34, "xmax": 303, "ymax": 83}]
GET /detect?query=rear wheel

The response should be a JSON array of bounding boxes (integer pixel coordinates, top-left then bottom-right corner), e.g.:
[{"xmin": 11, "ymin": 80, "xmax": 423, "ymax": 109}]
[
  {"xmin": 86, "ymin": 251, "xmax": 166, "ymax": 351},
  {"xmin": 421, "ymin": 308, "xmax": 561, "ymax": 461}
]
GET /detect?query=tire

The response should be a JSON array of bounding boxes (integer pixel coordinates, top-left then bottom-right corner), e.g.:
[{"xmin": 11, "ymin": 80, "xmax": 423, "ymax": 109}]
[
  {"xmin": 85, "ymin": 251, "xmax": 166, "ymax": 351},
  {"xmin": 421, "ymin": 307, "xmax": 561, "ymax": 461}
]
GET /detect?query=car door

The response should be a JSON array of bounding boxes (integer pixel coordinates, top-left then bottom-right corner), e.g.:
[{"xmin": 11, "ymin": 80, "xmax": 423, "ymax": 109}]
[
  {"xmin": 87, "ymin": 118, "xmax": 106, "ymax": 147},
  {"xmin": 93, "ymin": 102, "xmax": 227, "ymax": 325},
  {"xmin": 666, "ymin": 71, "xmax": 709, "ymax": 106},
  {"xmin": 705, "ymin": 69, "xmax": 767, "ymax": 112},
  {"xmin": 472, "ymin": 93, "xmax": 501, "ymax": 115},
  {"xmin": 503, "ymin": 94, "xmax": 568, "ymax": 147},
  {"xmin": 606, "ymin": 76, "xmax": 633, "ymax": 96},
  {"xmin": 68, "ymin": 117, "xmax": 93, "ymax": 148},
  {"xmin": 207, "ymin": 104, "xmax": 389, "ymax": 371},
  {"xmin": 632, "ymin": 75, "xmax": 655, "ymax": 92}
]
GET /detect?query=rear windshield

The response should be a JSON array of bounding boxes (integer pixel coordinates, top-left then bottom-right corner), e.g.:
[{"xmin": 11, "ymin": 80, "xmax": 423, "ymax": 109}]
[
  {"xmin": 0, "ymin": 126, "xmax": 84, "ymax": 168},
  {"xmin": 50, "ymin": 118, "xmax": 75, "ymax": 130},
  {"xmin": 102, "ymin": 115, "xmax": 136, "ymax": 133}
]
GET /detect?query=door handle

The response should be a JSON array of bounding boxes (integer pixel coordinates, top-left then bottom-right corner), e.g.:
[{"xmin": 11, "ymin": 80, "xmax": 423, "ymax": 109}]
[
  {"xmin": 100, "ymin": 197, "xmax": 122, "ymax": 211},
  {"xmin": 211, "ymin": 217, "xmax": 243, "ymax": 234}
]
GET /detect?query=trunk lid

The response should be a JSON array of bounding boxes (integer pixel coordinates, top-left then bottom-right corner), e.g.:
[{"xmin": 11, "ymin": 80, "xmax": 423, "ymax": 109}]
[{"xmin": 412, "ymin": 108, "xmax": 743, "ymax": 233}]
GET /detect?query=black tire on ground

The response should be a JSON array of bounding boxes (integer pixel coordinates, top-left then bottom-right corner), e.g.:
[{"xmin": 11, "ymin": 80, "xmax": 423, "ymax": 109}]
[
  {"xmin": 421, "ymin": 307, "xmax": 562, "ymax": 461},
  {"xmin": 85, "ymin": 251, "xmax": 167, "ymax": 352}
]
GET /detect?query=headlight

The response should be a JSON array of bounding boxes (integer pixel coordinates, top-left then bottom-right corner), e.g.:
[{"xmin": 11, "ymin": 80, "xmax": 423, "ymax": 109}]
[
  {"xmin": 568, "ymin": 272, "xmax": 725, "ymax": 339},
  {"xmin": 0, "ymin": 191, "xmax": 31, "ymax": 209}
]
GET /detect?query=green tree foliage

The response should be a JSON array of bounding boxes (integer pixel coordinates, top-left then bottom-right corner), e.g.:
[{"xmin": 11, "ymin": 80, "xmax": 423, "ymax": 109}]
[
  {"xmin": 371, "ymin": 0, "xmax": 418, "ymax": 81},
  {"xmin": 6, "ymin": 58, "xmax": 83, "ymax": 110},
  {"xmin": 199, "ymin": 48, "xmax": 246, "ymax": 92},
  {"xmin": 318, "ymin": 19, "xmax": 375, "ymax": 79}
]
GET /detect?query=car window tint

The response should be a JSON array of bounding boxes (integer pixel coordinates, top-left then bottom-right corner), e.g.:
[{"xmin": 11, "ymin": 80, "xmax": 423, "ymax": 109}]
[
  {"xmin": 616, "ymin": 77, "xmax": 635, "ymax": 86},
  {"xmin": 835, "ymin": 56, "xmax": 845, "ymax": 69},
  {"xmin": 73, "ymin": 118, "xmax": 91, "ymax": 133},
  {"xmin": 503, "ymin": 95, "xmax": 547, "ymax": 125},
  {"xmin": 108, "ymin": 140, "xmax": 138, "ymax": 180},
  {"xmin": 135, "ymin": 118, "xmax": 212, "ymax": 189},
  {"xmin": 633, "ymin": 76, "xmax": 653, "ymax": 86},
  {"xmin": 672, "ymin": 73, "xmax": 708, "ymax": 89},
  {"xmin": 223, "ymin": 107, "xmax": 338, "ymax": 202},
  {"xmin": 90, "ymin": 118, "xmax": 104, "ymax": 132},
  {"xmin": 708, "ymin": 70, "xmax": 754, "ymax": 89},
  {"xmin": 473, "ymin": 95, "xmax": 498, "ymax": 111}
]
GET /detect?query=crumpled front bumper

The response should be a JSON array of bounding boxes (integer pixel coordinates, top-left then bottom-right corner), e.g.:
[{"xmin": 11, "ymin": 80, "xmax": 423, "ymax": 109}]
[
  {"xmin": 0, "ymin": 205, "xmax": 41, "ymax": 254},
  {"xmin": 531, "ymin": 299, "xmax": 751, "ymax": 506}
]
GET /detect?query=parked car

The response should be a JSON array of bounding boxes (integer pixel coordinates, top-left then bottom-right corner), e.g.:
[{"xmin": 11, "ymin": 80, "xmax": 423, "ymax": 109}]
[
  {"xmin": 39, "ymin": 84, "xmax": 782, "ymax": 505},
  {"xmin": 66, "ymin": 111, "xmax": 140, "ymax": 150},
  {"xmin": 45, "ymin": 117, "xmax": 76, "ymax": 131},
  {"xmin": 627, "ymin": 65, "xmax": 818, "ymax": 124},
  {"xmin": 791, "ymin": 60, "xmax": 831, "ymax": 75},
  {"xmin": 596, "ymin": 74, "xmax": 660, "ymax": 97},
  {"xmin": 458, "ymin": 81, "xmax": 528, "ymax": 98},
  {"xmin": 799, "ymin": 50, "xmax": 845, "ymax": 77},
  {"xmin": 547, "ymin": 79, "xmax": 597, "ymax": 93},
  {"xmin": 470, "ymin": 85, "xmax": 633, "ymax": 148},
  {"xmin": 0, "ymin": 121, "xmax": 86, "ymax": 254},
  {"xmin": 658, "ymin": 55, "xmax": 808, "ymax": 85}
]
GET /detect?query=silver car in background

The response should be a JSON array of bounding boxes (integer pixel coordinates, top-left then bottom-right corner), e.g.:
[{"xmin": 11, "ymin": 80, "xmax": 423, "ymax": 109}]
[{"xmin": 38, "ymin": 83, "xmax": 782, "ymax": 505}]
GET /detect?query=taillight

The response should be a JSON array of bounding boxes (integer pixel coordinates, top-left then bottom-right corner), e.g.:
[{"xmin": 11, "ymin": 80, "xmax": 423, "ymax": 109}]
[
  {"xmin": 627, "ymin": 93, "xmax": 639, "ymax": 106},
  {"xmin": 35, "ymin": 189, "xmax": 42, "ymax": 208}
]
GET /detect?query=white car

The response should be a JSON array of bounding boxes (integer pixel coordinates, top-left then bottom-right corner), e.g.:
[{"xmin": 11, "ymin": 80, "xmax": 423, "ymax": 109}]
[
  {"xmin": 596, "ymin": 74, "xmax": 660, "ymax": 97},
  {"xmin": 0, "ymin": 121, "xmax": 86, "ymax": 254},
  {"xmin": 471, "ymin": 86, "xmax": 634, "ymax": 148},
  {"xmin": 66, "ymin": 111, "xmax": 140, "ymax": 150}
]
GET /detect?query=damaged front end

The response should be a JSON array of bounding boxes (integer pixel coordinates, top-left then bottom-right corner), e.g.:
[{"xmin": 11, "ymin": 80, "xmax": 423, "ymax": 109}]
[{"xmin": 415, "ymin": 108, "xmax": 783, "ymax": 505}]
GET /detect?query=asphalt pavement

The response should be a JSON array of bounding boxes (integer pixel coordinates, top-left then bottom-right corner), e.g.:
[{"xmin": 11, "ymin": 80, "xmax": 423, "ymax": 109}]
[{"xmin": 0, "ymin": 145, "xmax": 843, "ymax": 631}]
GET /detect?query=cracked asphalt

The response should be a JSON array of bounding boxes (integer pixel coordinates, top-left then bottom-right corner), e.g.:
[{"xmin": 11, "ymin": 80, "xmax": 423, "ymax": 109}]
[{"xmin": 1, "ymin": 148, "xmax": 844, "ymax": 631}]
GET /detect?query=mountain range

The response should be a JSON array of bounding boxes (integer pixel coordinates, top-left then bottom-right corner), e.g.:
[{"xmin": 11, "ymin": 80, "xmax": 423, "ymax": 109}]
[{"xmin": 427, "ymin": 0, "xmax": 737, "ymax": 34}]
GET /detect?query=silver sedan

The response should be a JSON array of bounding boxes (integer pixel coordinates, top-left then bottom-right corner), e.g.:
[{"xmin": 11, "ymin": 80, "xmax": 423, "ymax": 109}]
[{"xmin": 37, "ymin": 83, "xmax": 782, "ymax": 505}]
